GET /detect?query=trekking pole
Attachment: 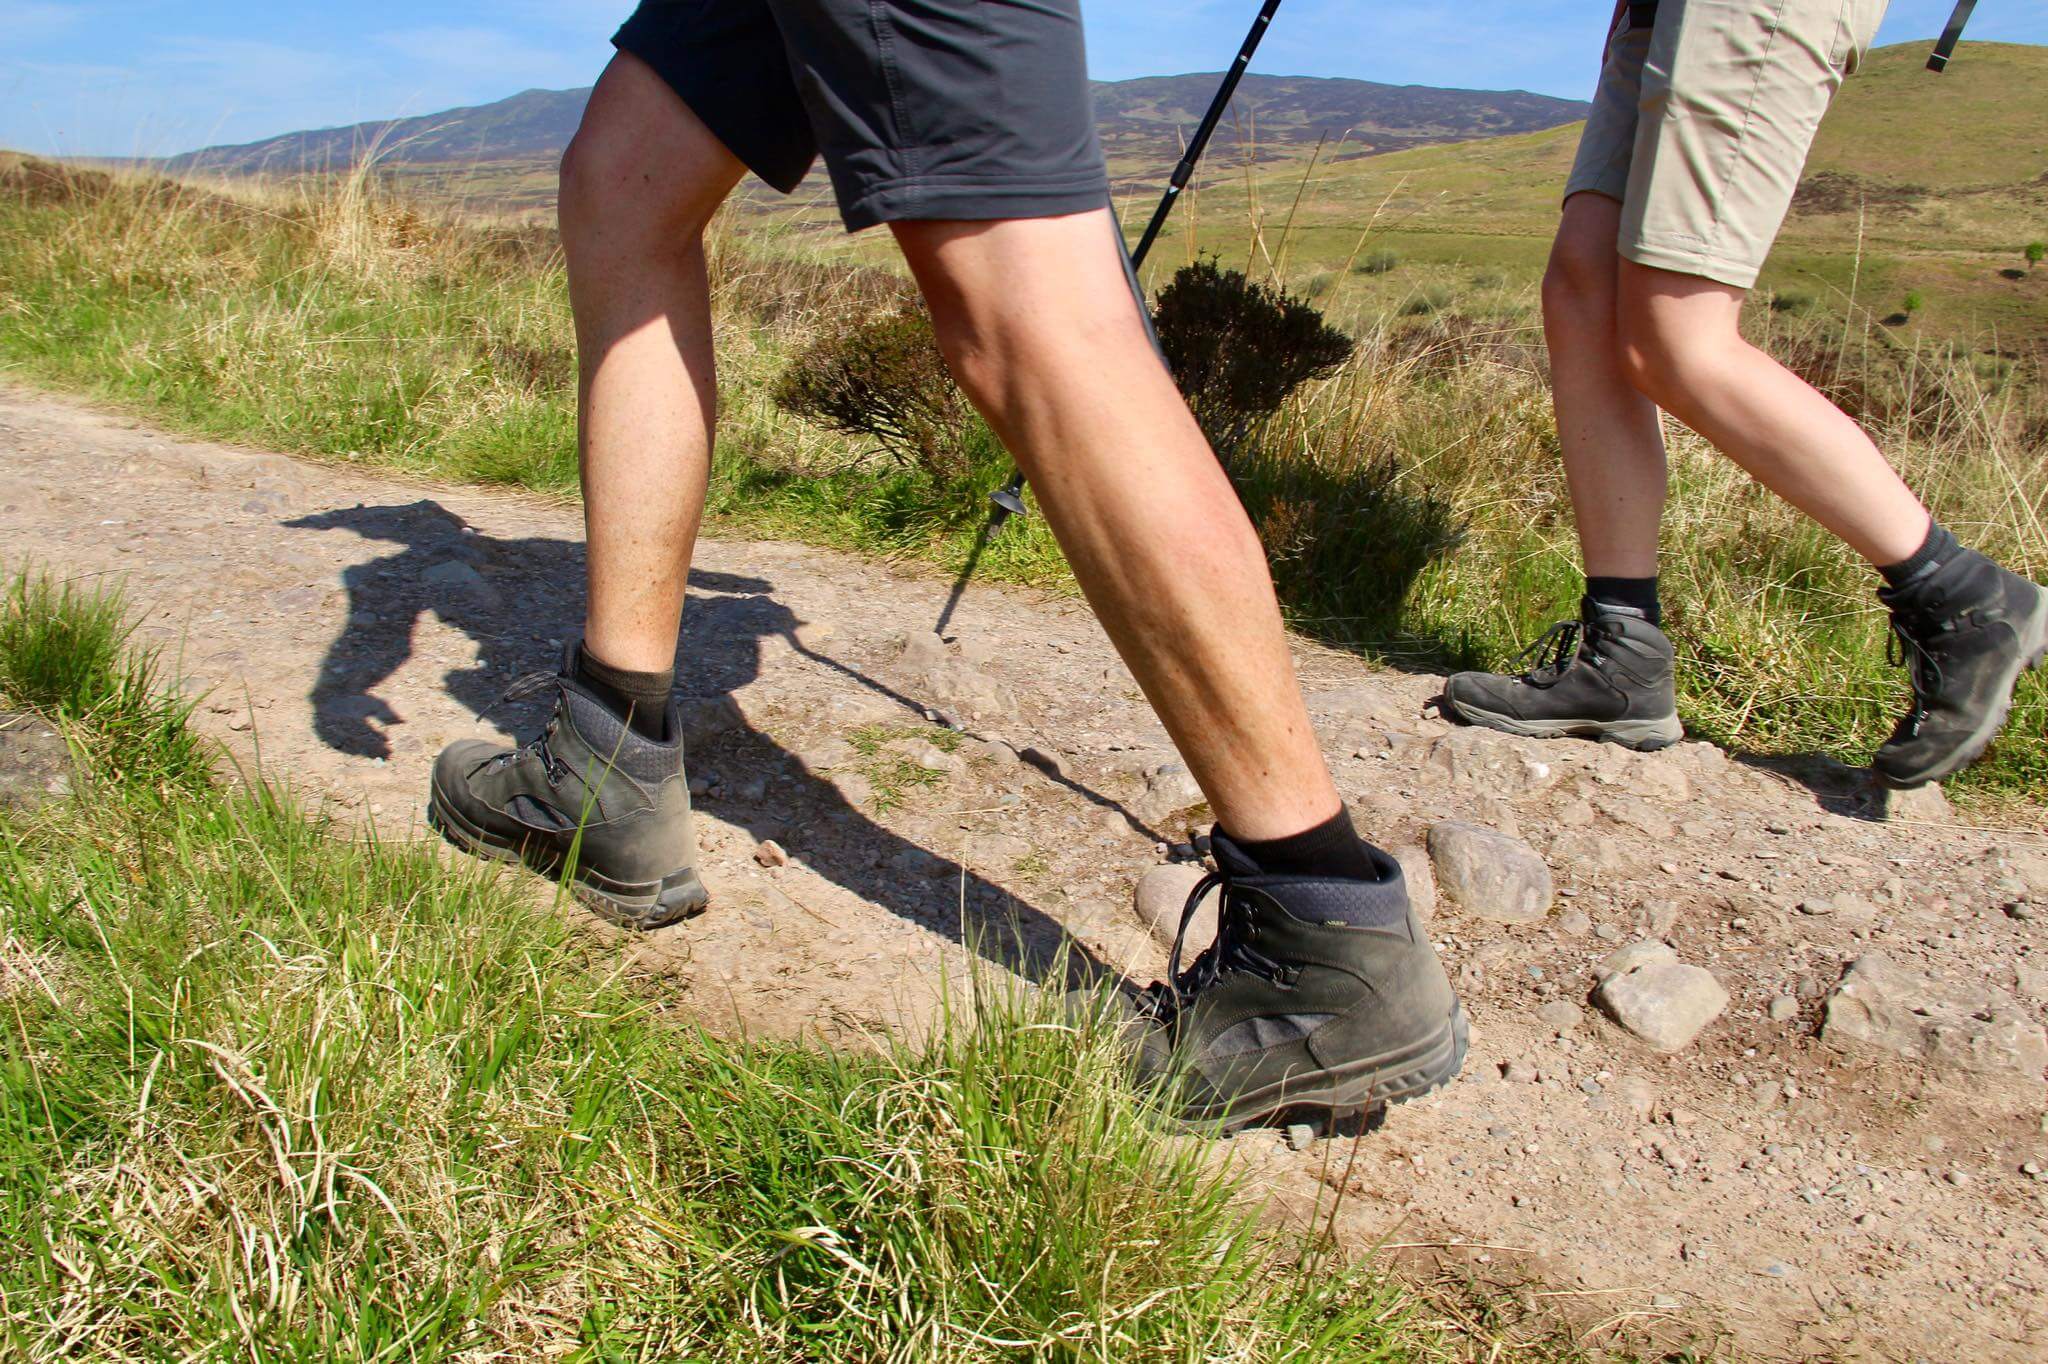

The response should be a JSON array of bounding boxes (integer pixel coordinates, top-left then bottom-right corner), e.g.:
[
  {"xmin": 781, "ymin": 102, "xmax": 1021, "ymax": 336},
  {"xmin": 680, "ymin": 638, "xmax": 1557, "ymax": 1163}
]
[
  {"xmin": 934, "ymin": 0, "xmax": 1285, "ymax": 636},
  {"xmin": 1926, "ymin": 0, "xmax": 1977, "ymax": 71}
]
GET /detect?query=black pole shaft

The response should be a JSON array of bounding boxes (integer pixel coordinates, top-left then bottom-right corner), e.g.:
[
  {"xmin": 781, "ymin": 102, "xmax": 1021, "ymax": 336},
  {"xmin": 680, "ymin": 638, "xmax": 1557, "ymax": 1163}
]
[
  {"xmin": 1130, "ymin": 0, "xmax": 1283, "ymax": 271},
  {"xmin": 981, "ymin": 0, "xmax": 1284, "ymax": 525}
]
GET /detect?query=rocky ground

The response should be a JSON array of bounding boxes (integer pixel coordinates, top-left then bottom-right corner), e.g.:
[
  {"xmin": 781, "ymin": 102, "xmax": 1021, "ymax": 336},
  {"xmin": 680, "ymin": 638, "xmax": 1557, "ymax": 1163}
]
[{"xmin": 3, "ymin": 384, "xmax": 2045, "ymax": 1360}]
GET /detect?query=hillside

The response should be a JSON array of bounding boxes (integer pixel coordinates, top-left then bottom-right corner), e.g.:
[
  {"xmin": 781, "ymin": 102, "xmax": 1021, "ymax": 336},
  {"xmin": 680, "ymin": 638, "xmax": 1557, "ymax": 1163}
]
[
  {"xmin": 164, "ymin": 73, "xmax": 1588, "ymax": 182},
  {"xmin": 1149, "ymin": 42, "xmax": 2048, "ymax": 349}
]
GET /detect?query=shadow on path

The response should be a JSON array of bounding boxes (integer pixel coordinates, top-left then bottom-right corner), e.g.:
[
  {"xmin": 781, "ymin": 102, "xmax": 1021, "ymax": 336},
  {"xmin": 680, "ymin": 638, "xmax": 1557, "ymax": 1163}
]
[{"xmin": 287, "ymin": 500, "xmax": 1133, "ymax": 990}]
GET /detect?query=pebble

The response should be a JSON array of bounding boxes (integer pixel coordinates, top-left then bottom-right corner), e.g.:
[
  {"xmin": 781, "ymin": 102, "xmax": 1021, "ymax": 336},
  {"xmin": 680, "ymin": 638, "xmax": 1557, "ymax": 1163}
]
[
  {"xmin": 1285, "ymin": 1124, "xmax": 1316, "ymax": 1151},
  {"xmin": 1768, "ymin": 995, "xmax": 1799, "ymax": 1022},
  {"xmin": 754, "ymin": 839, "xmax": 789, "ymax": 868},
  {"xmin": 1593, "ymin": 942, "xmax": 1729, "ymax": 1052}
]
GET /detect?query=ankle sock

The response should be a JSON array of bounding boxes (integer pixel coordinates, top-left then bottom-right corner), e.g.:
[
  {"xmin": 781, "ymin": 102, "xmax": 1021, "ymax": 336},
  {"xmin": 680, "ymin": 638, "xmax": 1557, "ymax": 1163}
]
[
  {"xmin": 1585, "ymin": 575, "xmax": 1661, "ymax": 625},
  {"xmin": 1878, "ymin": 520, "xmax": 1958, "ymax": 592},
  {"xmin": 575, "ymin": 645, "xmax": 673, "ymax": 742},
  {"xmin": 1225, "ymin": 806, "xmax": 1385, "ymax": 883}
]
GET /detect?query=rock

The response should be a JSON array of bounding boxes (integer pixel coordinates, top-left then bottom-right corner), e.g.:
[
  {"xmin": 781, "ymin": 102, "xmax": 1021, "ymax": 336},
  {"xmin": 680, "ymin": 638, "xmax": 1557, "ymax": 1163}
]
[
  {"xmin": 1536, "ymin": 1000, "xmax": 1584, "ymax": 1034},
  {"xmin": 1822, "ymin": 952, "xmax": 2048, "ymax": 1079},
  {"xmin": 1137, "ymin": 759, "xmax": 1205, "ymax": 823},
  {"xmin": 1134, "ymin": 863, "xmax": 1218, "ymax": 951},
  {"xmin": 1768, "ymin": 995, "xmax": 1799, "ymax": 1022},
  {"xmin": 893, "ymin": 634, "xmax": 1018, "ymax": 722},
  {"xmin": 1502, "ymin": 1059, "xmax": 1540, "ymax": 1084},
  {"xmin": 887, "ymin": 737, "xmax": 966, "ymax": 775},
  {"xmin": 1426, "ymin": 822, "xmax": 1552, "ymax": 924},
  {"xmin": 1593, "ymin": 942, "xmax": 1729, "ymax": 1051},
  {"xmin": 421, "ymin": 559, "xmax": 488, "ymax": 590},
  {"xmin": 1285, "ymin": 1123, "xmax": 1316, "ymax": 1152},
  {"xmin": 0, "ymin": 714, "xmax": 71, "ymax": 815},
  {"xmin": 753, "ymin": 839, "xmax": 788, "ymax": 868},
  {"xmin": 679, "ymin": 695, "xmax": 743, "ymax": 745},
  {"xmin": 797, "ymin": 735, "xmax": 857, "ymax": 771},
  {"xmin": 1424, "ymin": 729, "xmax": 1554, "ymax": 798},
  {"xmin": 1624, "ymin": 753, "xmax": 1691, "ymax": 803},
  {"xmin": 1614, "ymin": 1074, "xmax": 1658, "ymax": 1120},
  {"xmin": 1557, "ymin": 909, "xmax": 1592, "ymax": 937},
  {"xmin": 972, "ymin": 833, "xmax": 1035, "ymax": 869},
  {"xmin": 1595, "ymin": 794, "xmax": 1678, "ymax": 840},
  {"xmin": 1391, "ymin": 845, "xmax": 1436, "ymax": 919},
  {"xmin": 732, "ymin": 774, "xmax": 769, "ymax": 803},
  {"xmin": 1869, "ymin": 780, "xmax": 1952, "ymax": 826}
]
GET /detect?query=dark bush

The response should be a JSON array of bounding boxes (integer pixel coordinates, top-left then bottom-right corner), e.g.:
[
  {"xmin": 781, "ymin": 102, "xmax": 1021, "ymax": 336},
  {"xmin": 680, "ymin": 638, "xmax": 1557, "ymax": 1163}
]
[
  {"xmin": 1151, "ymin": 259, "xmax": 1355, "ymax": 455},
  {"xmin": 773, "ymin": 305, "xmax": 975, "ymax": 479},
  {"xmin": 1355, "ymin": 249, "xmax": 1400, "ymax": 275}
]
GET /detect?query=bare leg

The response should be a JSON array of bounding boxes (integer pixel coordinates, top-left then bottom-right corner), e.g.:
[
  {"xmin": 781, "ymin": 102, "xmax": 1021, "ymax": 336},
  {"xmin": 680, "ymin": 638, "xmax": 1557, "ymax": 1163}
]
[
  {"xmin": 560, "ymin": 53, "xmax": 745, "ymax": 672},
  {"xmin": 1615, "ymin": 260, "xmax": 1930, "ymax": 567},
  {"xmin": 1543, "ymin": 194, "xmax": 1668, "ymax": 579},
  {"xmin": 892, "ymin": 211, "xmax": 1341, "ymax": 840}
]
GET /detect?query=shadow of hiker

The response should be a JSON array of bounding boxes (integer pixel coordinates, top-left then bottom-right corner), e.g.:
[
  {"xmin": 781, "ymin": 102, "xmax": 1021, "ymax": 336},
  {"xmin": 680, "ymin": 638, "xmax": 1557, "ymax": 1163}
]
[{"xmin": 285, "ymin": 499, "xmax": 1125, "ymax": 991}]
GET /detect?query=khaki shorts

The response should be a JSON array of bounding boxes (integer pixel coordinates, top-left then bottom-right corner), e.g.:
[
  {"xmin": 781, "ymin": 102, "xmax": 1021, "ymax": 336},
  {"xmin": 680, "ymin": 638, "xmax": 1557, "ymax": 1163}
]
[{"xmin": 1565, "ymin": 0, "xmax": 1888, "ymax": 288}]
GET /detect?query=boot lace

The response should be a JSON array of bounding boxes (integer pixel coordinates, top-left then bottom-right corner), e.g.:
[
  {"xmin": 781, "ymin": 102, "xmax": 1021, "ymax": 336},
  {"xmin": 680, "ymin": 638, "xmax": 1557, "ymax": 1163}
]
[
  {"xmin": 1134, "ymin": 869, "xmax": 1290, "ymax": 1026},
  {"xmin": 478, "ymin": 668, "xmax": 570, "ymax": 785},
  {"xmin": 1515, "ymin": 618, "xmax": 1587, "ymax": 685},
  {"xmin": 1885, "ymin": 602, "xmax": 1951, "ymax": 736}
]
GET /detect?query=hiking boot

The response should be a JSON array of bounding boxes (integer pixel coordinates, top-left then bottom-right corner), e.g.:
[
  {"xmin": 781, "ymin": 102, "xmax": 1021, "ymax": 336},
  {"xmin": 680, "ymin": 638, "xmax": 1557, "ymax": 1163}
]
[
  {"xmin": 1873, "ymin": 548, "xmax": 2047, "ymax": 788},
  {"xmin": 1440, "ymin": 598, "xmax": 1683, "ymax": 751},
  {"xmin": 1084, "ymin": 831, "xmax": 1466, "ymax": 1133},
  {"xmin": 427, "ymin": 644, "xmax": 708, "ymax": 929}
]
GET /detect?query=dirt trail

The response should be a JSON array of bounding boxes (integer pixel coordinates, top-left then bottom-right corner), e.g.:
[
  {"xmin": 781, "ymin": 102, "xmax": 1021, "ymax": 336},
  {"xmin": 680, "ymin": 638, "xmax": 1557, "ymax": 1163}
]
[{"xmin": 4, "ymin": 383, "xmax": 2045, "ymax": 1360}]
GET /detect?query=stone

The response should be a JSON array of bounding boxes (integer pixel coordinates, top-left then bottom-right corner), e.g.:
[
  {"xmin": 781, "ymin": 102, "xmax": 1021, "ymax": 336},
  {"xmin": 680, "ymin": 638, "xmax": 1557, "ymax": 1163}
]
[
  {"xmin": 1137, "ymin": 759, "xmax": 1205, "ymax": 823},
  {"xmin": 888, "ymin": 737, "xmax": 966, "ymax": 775},
  {"xmin": 1822, "ymin": 952, "xmax": 2048, "ymax": 1079},
  {"xmin": 1624, "ymin": 753, "xmax": 1691, "ymax": 803},
  {"xmin": 1134, "ymin": 863, "xmax": 1217, "ymax": 951},
  {"xmin": 1285, "ymin": 1123, "xmax": 1316, "ymax": 1152},
  {"xmin": 732, "ymin": 774, "xmax": 769, "ymax": 803},
  {"xmin": 1593, "ymin": 942, "xmax": 1729, "ymax": 1051},
  {"xmin": 893, "ymin": 634, "xmax": 1018, "ymax": 722},
  {"xmin": 421, "ymin": 559, "xmax": 488, "ymax": 590},
  {"xmin": 753, "ymin": 839, "xmax": 789, "ymax": 868},
  {"xmin": 797, "ymin": 735, "xmax": 857, "ymax": 771},
  {"xmin": 1869, "ymin": 780, "xmax": 1952, "ymax": 826},
  {"xmin": 1536, "ymin": 1000, "xmax": 1584, "ymax": 1034},
  {"xmin": 1391, "ymin": 844, "xmax": 1436, "ymax": 919},
  {"xmin": 1768, "ymin": 995, "xmax": 1799, "ymax": 1022},
  {"xmin": 1556, "ymin": 909, "xmax": 1592, "ymax": 937},
  {"xmin": 1426, "ymin": 822, "xmax": 1552, "ymax": 924},
  {"xmin": 0, "ymin": 714, "xmax": 71, "ymax": 815},
  {"xmin": 679, "ymin": 695, "xmax": 744, "ymax": 745}
]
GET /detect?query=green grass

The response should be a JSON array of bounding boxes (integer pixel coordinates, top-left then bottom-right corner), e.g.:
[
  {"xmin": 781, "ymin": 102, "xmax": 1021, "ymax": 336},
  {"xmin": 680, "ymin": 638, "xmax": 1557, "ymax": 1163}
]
[
  {"xmin": 0, "ymin": 571, "xmax": 1516, "ymax": 1360},
  {"xmin": 0, "ymin": 154, "xmax": 2042, "ymax": 805}
]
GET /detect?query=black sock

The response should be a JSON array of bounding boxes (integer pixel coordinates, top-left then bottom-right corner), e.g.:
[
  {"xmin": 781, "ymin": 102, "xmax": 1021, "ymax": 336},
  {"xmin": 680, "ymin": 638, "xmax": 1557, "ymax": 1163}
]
[
  {"xmin": 1878, "ymin": 520, "xmax": 1959, "ymax": 592},
  {"xmin": 575, "ymin": 645, "xmax": 673, "ymax": 742},
  {"xmin": 1225, "ymin": 806, "xmax": 1384, "ymax": 882},
  {"xmin": 1585, "ymin": 575, "xmax": 1661, "ymax": 626}
]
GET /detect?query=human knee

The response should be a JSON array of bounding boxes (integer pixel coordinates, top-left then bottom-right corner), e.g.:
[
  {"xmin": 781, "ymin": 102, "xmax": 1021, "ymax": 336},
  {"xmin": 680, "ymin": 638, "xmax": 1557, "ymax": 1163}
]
[
  {"xmin": 1541, "ymin": 230, "xmax": 1614, "ymax": 321},
  {"xmin": 559, "ymin": 113, "xmax": 723, "ymax": 253}
]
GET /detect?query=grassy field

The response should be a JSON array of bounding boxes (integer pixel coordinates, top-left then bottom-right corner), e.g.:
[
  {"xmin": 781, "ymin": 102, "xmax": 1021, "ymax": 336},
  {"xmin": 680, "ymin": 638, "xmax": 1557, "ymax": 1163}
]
[
  {"xmin": 4, "ymin": 568, "xmax": 1609, "ymax": 1359},
  {"xmin": 0, "ymin": 150, "xmax": 2042, "ymax": 805}
]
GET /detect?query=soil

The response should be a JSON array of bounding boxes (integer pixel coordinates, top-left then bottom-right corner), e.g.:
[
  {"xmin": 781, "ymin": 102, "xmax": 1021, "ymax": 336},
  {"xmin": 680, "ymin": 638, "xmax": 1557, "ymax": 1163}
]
[{"xmin": 3, "ymin": 383, "xmax": 2044, "ymax": 1361}]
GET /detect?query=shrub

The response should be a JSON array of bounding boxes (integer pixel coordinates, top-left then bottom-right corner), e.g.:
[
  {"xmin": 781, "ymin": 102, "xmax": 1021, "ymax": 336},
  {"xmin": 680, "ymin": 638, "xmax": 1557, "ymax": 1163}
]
[
  {"xmin": 773, "ymin": 305, "xmax": 976, "ymax": 480},
  {"xmin": 1151, "ymin": 259, "xmax": 1355, "ymax": 455},
  {"xmin": 1902, "ymin": 289, "xmax": 1925, "ymax": 314},
  {"xmin": 1398, "ymin": 285, "xmax": 1453, "ymax": 317},
  {"xmin": 1768, "ymin": 289, "xmax": 1814, "ymax": 314},
  {"xmin": 2026, "ymin": 240, "xmax": 2045, "ymax": 269},
  {"xmin": 1354, "ymin": 248, "xmax": 1400, "ymax": 275}
]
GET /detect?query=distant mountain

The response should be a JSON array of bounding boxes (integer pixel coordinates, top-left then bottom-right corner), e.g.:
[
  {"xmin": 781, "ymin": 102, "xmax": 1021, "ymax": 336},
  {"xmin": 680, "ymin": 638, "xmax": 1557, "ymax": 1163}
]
[{"xmin": 164, "ymin": 74, "xmax": 1589, "ymax": 179}]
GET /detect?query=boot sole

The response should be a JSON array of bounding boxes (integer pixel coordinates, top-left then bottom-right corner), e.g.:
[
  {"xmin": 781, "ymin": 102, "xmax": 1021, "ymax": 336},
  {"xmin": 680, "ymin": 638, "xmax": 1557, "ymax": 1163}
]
[
  {"xmin": 1876, "ymin": 583, "xmax": 2048, "ymax": 789},
  {"xmin": 1174, "ymin": 1004, "xmax": 1469, "ymax": 1136},
  {"xmin": 426, "ymin": 781, "xmax": 709, "ymax": 931},
  {"xmin": 1440, "ymin": 696, "xmax": 1683, "ymax": 752}
]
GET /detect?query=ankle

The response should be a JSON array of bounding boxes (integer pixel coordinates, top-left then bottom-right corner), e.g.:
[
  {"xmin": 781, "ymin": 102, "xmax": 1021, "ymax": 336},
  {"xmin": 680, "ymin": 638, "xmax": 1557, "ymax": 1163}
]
[
  {"xmin": 575, "ymin": 644, "xmax": 674, "ymax": 742},
  {"xmin": 1878, "ymin": 520, "xmax": 1958, "ymax": 593},
  {"xmin": 1585, "ymin": 574, "xmax": 1661, "ymax": 626},
  {"xmin": 1220, "ymin": 806, "xmax": 1387, "ymax": 883}
]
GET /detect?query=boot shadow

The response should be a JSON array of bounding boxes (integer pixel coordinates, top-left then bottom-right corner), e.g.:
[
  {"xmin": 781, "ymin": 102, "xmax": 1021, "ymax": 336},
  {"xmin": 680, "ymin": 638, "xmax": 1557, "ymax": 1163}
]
[{"xmin": 286, "ymin": 500, "xmax": 1131, "ymax": 991}]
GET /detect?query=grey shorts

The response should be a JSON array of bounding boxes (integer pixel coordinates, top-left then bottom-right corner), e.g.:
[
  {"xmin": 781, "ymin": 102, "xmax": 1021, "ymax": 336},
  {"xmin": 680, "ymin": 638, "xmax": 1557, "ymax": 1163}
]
[
  {"xmin": 1566, "ymin": 0, "xmax": 1889, "ymax": 288},
  {"xmin": 613, "ymin": 0, "xmax": 1111, "ymax": 232}
]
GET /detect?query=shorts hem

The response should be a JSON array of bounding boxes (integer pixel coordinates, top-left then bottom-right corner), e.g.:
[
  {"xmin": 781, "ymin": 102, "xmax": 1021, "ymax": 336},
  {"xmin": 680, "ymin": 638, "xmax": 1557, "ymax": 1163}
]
[
  {"xmin": 839, "ymin": 174, "xmax": 1110, "ymax": 232},
  {"xmin": 1618, "ymin": 240, "xmax": 1762, "ymax": 290},
  {"xmin": 1562, "ymin": 175, "xmax": 1629, "ymax": 210},
  {"xmin": 611, "ymin": 25, "xmax": 816, "ymax": 194}
]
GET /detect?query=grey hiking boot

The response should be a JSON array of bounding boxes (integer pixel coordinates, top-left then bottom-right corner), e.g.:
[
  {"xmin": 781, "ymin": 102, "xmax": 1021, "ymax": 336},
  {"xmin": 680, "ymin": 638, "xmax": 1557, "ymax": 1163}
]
[
  {"xmin": 427, "ymin": 644, "xmax": 708, "ymax": 929},
  {"xmin": 1086, "ymin": 831, "xmax": 1466, "ymax": 1133},
  {"xmin": 1440, "ymin": 598, "xmax": 1683, "ymax": 751},
  {"xmin": 1874, "ymin": 548, "xmax": 2047, "ymax": 788}
]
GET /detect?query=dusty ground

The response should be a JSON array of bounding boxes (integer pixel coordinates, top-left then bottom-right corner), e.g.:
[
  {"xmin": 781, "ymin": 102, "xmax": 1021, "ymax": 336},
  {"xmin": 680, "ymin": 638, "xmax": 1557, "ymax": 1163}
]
[{"xmin": 3, "ymin": 383, "xmax": 2045, "ymax": 1360}]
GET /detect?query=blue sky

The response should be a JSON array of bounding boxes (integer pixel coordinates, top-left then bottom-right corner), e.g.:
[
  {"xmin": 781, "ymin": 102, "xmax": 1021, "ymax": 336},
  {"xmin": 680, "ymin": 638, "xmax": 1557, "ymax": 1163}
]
[{"xmin": 4, "ymin": 0, "xmax": 2044, "ymax": 157}]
